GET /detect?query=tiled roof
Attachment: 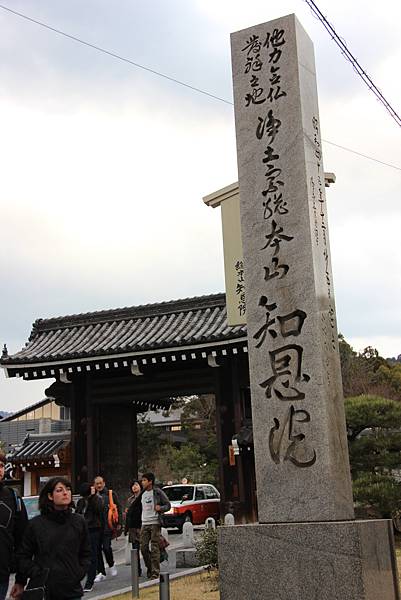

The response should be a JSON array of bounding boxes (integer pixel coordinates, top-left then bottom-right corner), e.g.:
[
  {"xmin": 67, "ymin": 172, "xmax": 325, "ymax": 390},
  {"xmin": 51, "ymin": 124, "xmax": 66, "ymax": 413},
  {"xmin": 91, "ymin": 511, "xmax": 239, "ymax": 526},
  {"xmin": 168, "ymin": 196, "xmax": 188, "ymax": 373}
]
[
  {"xmin": 10, "ymin": 432, "xmax": 70, "ymax": 462},
  {"xmin": 2, "ymin": 293, "xmax": 247, "ymax": 367},
  {"xmin": 1, "ymin": 398, "xmax": 50, "ymax": 422},
  {"xmin": 144, "ymin": 407, "xmax": 202, "ymax": 427}
]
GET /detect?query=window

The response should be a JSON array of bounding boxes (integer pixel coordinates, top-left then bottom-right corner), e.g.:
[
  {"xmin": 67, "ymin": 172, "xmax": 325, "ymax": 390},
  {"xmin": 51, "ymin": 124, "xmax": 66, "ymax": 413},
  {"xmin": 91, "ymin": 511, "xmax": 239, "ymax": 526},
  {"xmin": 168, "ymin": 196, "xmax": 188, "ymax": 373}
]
[
  {"xmin": 195, "ymin": 488, "xmax": 205, "ymax": 500},
  {"xmin": 204, "ymin": 486, "xmax": 219, "ymax": 499},
  {"xmin": 60, "ymin": 406, "xmax": 71, "ymax": 421},
  {"xmin": 171, "ymin": 425, "xmax": 182, "ymax": 431},
  {"xmin": 163, "ymin": 486, "xmax": 194, "ymax": 502}
]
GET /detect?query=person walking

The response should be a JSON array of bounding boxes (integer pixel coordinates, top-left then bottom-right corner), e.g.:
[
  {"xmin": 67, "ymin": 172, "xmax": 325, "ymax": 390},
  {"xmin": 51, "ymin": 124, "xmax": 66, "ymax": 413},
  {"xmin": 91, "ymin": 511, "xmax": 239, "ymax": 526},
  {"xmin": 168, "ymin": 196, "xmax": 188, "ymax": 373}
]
[
  {"xmin": 94, "ymin": 475, "xmax": 121, "ymax": 579},
  {"xmin": 76, "ymin": 482, "xmax": 104, "ymax": 593},
  {"xmin": 0, "ymin": 452, "xmax": 28, "ymax": 600},
  {"xmin": 124, "ymin": 480, "xmax": 143, "ymax": 577},
  {"xmin": 140, "ymin": 472, "xmax": 171, "ymax": 580},
  {"xmin": 18, "ymin": 476, "xmax": 91, "ymax": 600}
]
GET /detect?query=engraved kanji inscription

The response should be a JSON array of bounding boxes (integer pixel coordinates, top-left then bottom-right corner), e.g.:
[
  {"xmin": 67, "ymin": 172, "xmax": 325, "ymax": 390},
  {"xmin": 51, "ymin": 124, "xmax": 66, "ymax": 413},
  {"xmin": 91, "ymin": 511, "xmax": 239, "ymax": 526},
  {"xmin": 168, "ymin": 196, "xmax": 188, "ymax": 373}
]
[
  {"xmin": 260, "ymin": 344, "xmax": 310, "ymax": 400},
  {"xmin": 269, "ymin": 405, "xmax": 317, "ymax": 468},
  {"xmin": 263, "ymin": 256, "xmax": 289, "ymax": 281},
  {"xmin": 261, "ymin": 219, "xmax": 294, "ymax": 255}
]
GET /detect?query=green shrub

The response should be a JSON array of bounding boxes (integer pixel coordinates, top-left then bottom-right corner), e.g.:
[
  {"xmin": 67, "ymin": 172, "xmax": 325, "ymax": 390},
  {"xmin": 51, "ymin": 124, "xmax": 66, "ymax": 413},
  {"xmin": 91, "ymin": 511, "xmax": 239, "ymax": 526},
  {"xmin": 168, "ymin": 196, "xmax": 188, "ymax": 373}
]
[
  {"xmin": 353, "ymin": 472, "xmax": 401, "ymax": 519},
  {"xmin": 195, "ymin": 527, "xmax": 218, "ymax": 569},
  {"xmin": 345, "ymin": 394, "xmax": 401, "ymax": 518}
]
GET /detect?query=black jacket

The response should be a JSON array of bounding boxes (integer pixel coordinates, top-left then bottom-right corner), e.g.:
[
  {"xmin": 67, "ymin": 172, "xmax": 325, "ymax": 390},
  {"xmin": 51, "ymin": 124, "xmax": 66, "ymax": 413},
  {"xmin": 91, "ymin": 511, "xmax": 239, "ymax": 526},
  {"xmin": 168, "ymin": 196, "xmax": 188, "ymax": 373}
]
[
  {"xmin": 18, "ymin": 509, "xmax": 91, "ymax": 600},
  {"xmin": 76, "ymin": 494, "xmax": 104, "ymax": 529},
  {"xmin": 125, "ymin": 493, "xmax": 142, "ymax": 531},
  {"xmin": 0, "ymin": 481, "xmax": 28, "ymax": 584}
]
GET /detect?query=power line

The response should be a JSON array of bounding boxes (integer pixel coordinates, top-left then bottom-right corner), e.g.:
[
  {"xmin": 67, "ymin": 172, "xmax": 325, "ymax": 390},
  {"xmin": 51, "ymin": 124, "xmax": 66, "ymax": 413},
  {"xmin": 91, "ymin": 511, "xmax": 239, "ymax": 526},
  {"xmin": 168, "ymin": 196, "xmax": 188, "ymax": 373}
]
[
  {"xmin": 0, "ymin": 3, "xmax": 400, "ymax": 173},
  {"xmin": 303, "ymin": 0, "xmax": 401, "ymax": 128},
  {"xmin": 0, "ymin": 3, "xmax": 232, "ymax": 106},
  {"xmin": 321, "ymin": 140, "xmax": 401, "ymax": 172}
]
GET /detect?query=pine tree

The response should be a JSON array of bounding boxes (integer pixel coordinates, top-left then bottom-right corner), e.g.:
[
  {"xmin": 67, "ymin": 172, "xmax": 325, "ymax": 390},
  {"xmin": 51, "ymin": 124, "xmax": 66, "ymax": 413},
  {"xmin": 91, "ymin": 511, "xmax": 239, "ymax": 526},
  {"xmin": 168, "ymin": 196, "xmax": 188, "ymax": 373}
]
[{"xmin": 345, "ymin": 394, "xmax": 401, "ymax": 518}]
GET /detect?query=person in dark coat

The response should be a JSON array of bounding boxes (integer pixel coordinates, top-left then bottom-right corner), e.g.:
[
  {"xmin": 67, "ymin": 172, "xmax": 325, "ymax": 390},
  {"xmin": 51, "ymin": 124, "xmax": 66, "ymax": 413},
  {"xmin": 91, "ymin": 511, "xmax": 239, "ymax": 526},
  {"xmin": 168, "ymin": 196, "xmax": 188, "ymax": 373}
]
[
  {"xmin": 76, "ymin": 483, "xmax": 104, "ymax": 592},
  {"xmin": 0, "ymin": 452, "xmax": 28, "ymax": 600},
  {"xmin": 124, "ymin": 480, "xmax": 142, "ymax": 576},
  {"xmin": 93, "ymin": 475, "xmax": 122, "ymax": 579},
  {"xmin": 18, "ymin": 477, "xmax": 91, "ymax": 600}
]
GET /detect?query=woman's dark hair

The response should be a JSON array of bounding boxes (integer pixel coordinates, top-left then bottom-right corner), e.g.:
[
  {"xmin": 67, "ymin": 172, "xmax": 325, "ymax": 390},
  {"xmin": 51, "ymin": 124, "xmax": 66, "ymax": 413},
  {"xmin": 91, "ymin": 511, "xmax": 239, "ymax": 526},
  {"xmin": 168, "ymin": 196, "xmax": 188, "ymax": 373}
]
[
  {"xmin": 129, "ymin": 479, "xmax": 139, "ymax": 491},
  {"xmin": 39, "ymin": 476, "xmax": 73, "ymax": 514}
]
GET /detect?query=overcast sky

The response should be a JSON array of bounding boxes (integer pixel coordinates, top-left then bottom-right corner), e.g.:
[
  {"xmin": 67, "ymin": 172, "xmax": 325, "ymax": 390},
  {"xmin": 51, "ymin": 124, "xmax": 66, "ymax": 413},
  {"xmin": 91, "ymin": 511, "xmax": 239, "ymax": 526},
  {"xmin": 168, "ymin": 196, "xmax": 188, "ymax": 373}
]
[{"xmin": 0, "ymin": 0, "xmax": 400, "ymax": 413}]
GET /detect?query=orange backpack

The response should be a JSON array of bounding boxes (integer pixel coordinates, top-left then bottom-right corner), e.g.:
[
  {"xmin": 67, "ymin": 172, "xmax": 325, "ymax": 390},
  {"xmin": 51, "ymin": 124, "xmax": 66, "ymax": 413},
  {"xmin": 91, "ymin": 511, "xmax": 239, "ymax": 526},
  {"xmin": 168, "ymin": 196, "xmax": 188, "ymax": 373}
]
[{"xmin": 107, "ymin": 489, "xmax": 119, "ymax": 530}]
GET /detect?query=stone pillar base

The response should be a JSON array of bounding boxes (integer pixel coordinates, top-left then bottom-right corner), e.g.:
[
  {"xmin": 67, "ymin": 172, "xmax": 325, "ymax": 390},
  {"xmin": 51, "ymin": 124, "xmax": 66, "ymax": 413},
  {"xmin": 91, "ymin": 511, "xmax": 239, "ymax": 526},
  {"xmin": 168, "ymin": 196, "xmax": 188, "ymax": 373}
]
[{"xmin": 218, "ymin": 520, "xmax": 400, "ymax": 600}]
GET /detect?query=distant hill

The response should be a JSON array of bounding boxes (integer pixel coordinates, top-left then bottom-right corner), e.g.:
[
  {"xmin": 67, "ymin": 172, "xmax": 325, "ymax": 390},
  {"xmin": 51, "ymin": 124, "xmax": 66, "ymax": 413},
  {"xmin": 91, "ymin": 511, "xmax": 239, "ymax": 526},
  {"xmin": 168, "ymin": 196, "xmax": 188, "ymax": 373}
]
[{"xmin": 0, "ymin": 411, "xmax": 11, "ymax": 419}]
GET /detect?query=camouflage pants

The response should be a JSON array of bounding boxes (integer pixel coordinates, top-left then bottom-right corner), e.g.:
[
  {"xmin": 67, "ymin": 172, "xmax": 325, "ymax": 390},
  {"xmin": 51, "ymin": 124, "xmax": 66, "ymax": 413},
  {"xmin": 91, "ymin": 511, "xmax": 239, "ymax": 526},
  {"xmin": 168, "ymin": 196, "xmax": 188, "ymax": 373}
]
[{"xmin": 140, "ymin": 524, "xmax": 161, "ymax": 578}]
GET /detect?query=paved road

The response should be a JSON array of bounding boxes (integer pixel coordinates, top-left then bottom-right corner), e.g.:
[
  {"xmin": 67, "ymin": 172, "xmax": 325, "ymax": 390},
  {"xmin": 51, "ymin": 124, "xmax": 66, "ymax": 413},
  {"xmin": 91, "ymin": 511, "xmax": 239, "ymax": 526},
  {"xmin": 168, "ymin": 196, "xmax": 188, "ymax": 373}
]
[
  {"xmin": 85, "ymin": 528, "xmax": 203, "ymax": 599},
  {"xmin": 5, "ymin": 529, "xmax": 204, "ymax": 600}
]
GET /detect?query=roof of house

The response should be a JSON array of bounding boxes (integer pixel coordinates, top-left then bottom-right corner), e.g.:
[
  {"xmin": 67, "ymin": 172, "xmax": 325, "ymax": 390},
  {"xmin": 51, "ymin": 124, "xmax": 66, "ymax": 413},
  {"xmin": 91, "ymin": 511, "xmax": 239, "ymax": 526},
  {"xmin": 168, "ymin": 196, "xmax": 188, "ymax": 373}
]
[
  {"xmin": 0, "ymin": 398, "xmax": 50, "ymax": 422},
  {"xmin": 9, "ymin": 431, "xmax": 70, "ymax": 463},
  {"xmin": 1, "ymin": 293, "xmax": 247, "ymax": 371},
  {"xmin": 144, "ymin": 406, "xmax": 204, "ymax": 427}
]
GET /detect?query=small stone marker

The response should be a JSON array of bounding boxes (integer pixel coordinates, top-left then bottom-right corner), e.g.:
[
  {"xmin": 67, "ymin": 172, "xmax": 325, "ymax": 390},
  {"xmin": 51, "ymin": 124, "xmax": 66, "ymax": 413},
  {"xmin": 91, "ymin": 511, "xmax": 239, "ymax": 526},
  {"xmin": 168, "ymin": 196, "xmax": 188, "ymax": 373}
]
[
  {"xmin": 217, "ymin": 13, "xmax": 400, "ymax": 600},
  {"xmin": 205, "ymin": 517, "xmax": 216, "ymax": 529},
  {"xmin": 223, "ymin": 513, "xmax": 235, "ymax": 526},
  {"xmin": 182, "ymin": 521, "xmax": 195, "ymax": 547},
  {"xmin": 175, "ymin": 548, "xmax": 200, "ymax": 568}
]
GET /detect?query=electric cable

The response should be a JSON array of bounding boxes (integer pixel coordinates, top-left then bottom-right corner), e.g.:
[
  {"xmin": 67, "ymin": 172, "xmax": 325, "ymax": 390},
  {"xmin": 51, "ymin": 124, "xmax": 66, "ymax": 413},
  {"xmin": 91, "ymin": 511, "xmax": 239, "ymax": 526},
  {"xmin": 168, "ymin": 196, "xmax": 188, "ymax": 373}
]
[
  {"xmin": 0, "ymin": 2, "xmax": 399, "ymax": 172},
  {"xmin": 0, "ymin": 3, "xmax": 232, "ymax": 106},
  {"xmin": 303, "ymin": 0, "xmax": 401, "ymax": 127}
]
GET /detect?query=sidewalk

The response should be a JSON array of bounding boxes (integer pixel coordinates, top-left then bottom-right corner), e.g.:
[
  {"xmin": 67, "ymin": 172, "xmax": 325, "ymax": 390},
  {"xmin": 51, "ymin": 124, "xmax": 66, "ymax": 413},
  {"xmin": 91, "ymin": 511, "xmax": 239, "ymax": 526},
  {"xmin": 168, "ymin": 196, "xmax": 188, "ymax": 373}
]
[{"xmin": 85, "ymin": 532, "xmax": 201, "ymax": 599}]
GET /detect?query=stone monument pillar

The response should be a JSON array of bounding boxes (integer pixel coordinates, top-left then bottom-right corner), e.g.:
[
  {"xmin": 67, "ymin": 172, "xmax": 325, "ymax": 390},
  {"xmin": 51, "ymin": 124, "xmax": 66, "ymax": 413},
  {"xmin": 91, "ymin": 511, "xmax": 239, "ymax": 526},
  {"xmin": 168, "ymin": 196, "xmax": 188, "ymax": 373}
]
[{"xmin": 218, "ymin": 14, "xmax": 400, "ymax": 600}]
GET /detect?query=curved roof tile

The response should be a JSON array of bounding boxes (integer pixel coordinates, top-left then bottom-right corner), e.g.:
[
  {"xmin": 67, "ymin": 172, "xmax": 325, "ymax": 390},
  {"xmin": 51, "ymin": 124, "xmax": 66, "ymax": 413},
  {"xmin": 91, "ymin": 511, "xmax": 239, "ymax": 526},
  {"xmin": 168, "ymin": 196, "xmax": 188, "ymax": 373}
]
[{"xmin": 2, "ymin": 293, "xmax": 247, "ymax": 365}]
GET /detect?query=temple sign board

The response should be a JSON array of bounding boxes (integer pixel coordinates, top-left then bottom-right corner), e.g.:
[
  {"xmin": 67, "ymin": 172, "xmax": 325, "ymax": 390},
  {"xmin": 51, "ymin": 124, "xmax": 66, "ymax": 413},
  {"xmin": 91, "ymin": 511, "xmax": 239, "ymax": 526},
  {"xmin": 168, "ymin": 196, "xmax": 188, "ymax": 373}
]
[
  {"xmin": 204, "ymin": 174, "xmax": 336, "ymax": 328},
  {"xmin": 203, "ymin": 183, "xmax": 245, "ymax": 326}
]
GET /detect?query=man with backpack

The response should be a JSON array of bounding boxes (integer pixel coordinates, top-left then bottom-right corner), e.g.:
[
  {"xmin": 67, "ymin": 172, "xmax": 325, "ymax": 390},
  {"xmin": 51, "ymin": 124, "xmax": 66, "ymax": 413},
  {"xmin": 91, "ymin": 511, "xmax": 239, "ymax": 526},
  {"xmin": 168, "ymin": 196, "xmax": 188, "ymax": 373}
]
[
  {"xmin": 94, "ymin": 475, "xmax": 122, "ymax": 580},
  {"xmin": 0, "ymin": 452, "xmax": 28, "ymax": 599}
]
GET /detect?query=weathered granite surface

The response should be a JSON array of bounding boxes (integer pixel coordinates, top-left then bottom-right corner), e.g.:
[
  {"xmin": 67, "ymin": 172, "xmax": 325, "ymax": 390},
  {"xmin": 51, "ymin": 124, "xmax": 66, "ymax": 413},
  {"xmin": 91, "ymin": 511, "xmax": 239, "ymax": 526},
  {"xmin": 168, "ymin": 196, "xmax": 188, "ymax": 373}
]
[
  {"xmin": 219, "ymin": 521, "xmax": 400, "ymax": 600},
  {"xmin": 175, "ymin": 548, "xmax": 200, "ymax": 568},
  {"xmin": 230, "ymin": 13, "xmax": 354, "ymax": 523}
]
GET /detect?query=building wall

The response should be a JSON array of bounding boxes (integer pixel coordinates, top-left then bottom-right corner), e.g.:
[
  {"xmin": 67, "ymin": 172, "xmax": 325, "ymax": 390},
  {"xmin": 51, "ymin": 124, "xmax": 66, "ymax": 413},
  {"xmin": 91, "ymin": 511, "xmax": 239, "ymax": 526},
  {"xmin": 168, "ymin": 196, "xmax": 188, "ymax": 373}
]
[
  {"xmin": 0, "ymin": 420, "xmax": 40, "ymax": 453},
  {"xmin": 0, "ymin": 419, "xmax": 71, "ymax": 454},
  {"xmin": 13, "ymin": 401, "xmax": 70, "ymax": 422},
  {"xmin": 14, "ymin": 464, "xmax": 72, "ymax": 495}
]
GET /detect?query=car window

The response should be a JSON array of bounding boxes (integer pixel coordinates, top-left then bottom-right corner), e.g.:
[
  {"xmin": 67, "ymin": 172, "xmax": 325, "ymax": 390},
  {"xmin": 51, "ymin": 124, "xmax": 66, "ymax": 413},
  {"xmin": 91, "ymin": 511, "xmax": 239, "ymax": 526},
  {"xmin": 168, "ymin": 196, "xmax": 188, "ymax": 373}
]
[
  {"xmin": 204, "ymin": 486, "xmax": 219, "ymax": 499},
  {"xmin": 163, "ymin": 486, "xmax": 194, "ymax": 501},
  {"xmin": 195, "ymin": 488, "xmax": 205, "ymax": 500},
  {"xmin": 23, "ymin": 496, "xmax": 40, "ymax": 520},
  {"xmin": 198, "ymin": 485, "xmax": 210, "ymax": 498}
]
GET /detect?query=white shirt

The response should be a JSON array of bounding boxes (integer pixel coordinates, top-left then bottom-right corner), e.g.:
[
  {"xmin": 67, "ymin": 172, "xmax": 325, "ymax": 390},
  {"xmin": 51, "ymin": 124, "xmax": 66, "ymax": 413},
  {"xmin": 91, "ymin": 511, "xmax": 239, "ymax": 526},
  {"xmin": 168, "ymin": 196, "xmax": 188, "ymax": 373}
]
[{"xmin": 141, "ymin": 489, "xmax": 159, "ymax": 525}]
